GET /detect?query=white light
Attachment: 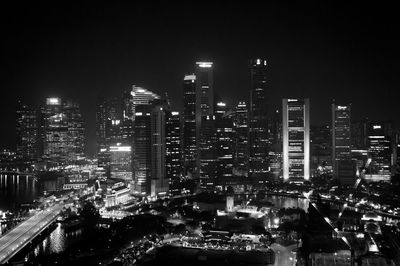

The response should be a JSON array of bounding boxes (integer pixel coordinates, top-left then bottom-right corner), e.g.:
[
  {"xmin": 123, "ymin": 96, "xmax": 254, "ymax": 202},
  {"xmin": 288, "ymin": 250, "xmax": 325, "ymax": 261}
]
[
  {"xmin": 196, "ymin": 62, "xmax": 213, "ymax": 68},
  {"xmin": 110, "ymin": 146, "xmax": 131, "ymax": 152},
  {"xmin": 287, "ymin": 99, "xmax": 298, "ymax": 102},
  {"xmin": 135, "ymin": 112, "xmax": 143, "ymax": 116},
  {"xmin": 184, "ymin": 75, "xmax": 196, "ymax": 81},
  {"xmin": 171, "ymin": 112, "xmax": 179, "ymax": 116},
  {"xmin": 46, "ymin": 98, "xmax": 60, "ymax": 105},
  {"xmin": 373, "ymin": 125, "xmax": 381, "ymax": 129},
  {"xmin": 217, "ymin": 102, "xmax": 226, "ymax": 107}
]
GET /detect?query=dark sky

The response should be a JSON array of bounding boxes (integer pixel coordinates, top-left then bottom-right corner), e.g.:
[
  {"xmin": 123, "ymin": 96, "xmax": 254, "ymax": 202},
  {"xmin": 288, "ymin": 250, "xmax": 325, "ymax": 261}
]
[{"xmin": 1, "ymin": 2, "xmax": 399, "ymax": 155}]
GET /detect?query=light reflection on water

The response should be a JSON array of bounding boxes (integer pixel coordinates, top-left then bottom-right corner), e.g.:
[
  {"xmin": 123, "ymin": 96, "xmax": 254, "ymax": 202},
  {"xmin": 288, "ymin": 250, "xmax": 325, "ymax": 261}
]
[{"xmin": 29, "ymin": 223, "xmax": 83, "ymax": 259}]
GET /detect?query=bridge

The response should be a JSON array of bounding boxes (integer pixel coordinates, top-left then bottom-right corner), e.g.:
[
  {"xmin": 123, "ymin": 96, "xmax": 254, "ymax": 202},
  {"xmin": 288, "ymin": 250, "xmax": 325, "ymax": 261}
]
[{"xmin": 0, "ymin": 204, "xmax": 63, "ymax": 264}]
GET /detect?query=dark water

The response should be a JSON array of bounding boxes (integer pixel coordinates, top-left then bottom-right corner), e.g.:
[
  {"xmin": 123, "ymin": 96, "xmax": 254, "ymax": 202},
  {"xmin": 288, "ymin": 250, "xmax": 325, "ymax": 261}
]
[{"xmin": 0, "ymin": 174, "xmax": 38, "ymax": 211}]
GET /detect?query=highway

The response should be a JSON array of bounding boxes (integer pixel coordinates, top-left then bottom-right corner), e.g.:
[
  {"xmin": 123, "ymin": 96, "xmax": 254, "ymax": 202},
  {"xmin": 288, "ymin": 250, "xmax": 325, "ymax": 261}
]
[{"xmin": 0, "ymin": 204, "xmax": 63, "ymax": 264}]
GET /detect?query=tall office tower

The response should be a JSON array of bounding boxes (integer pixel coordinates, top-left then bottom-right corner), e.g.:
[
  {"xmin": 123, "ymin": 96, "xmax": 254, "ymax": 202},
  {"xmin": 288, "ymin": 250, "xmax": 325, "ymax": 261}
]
[
  {"xmin": 232, "ymin": 101, "xmax": 249, "ymax": 177},
  {"xmin": 393, "ymin": 131, "xmax": 400, "ymax": 176},
  {"xmin": 199, "ymin": 115, "xmax": 218, "ymax": 190},
  {"xmin": 332, "ymin": 103, "xmax": 354, "ymax": 185},
  {"xmin": 41, "ymin": 97, "xmax": 85, "ymax": 165},
  {"xmin": 215, "ymin": 114, "xmax": 234, "ymax": 188},
  {"xmin": 282, "ymin": 98, "xmax": 310, "ymax": 183},
  {"xmin": 166, "ymin": 111, "xmax": 182, "ymax": 194},
  {"xmin": 248, "ymin": 58, "xmax": 269, "ymax": 180},
  {"xmin": 63, "ymin": 100, "xmax": 85, "ymax": 160},
  {"xmin": 150, "ymin": 104, "xmax": 169, "ymax": 196},
  {"xmin": 16, "ymin": 100, "xmax": 38, "ymax": 162},
  {"xmin": 269, "ymin": 109, "xmax": 283, "ymax": 180},
  {"xmin": 351, "ymin": 119, "xmax": 369, "ymax": 150},
  {"xmin": 365, "ymin": 122, "xmax": 392, "ymax": 182},
  {"xmin": 127, "ymin": 85, "xmax": 160, "ymax": 121},
  {"xmin": 183, "ymin": 74, "xmax": 197, "ymax": 178},
  {"xmin": 195, "ymin": 62, "xmax": 214, "ymax": 180},
  {"xmin": 122, "ymin": 89, "xmax": 134, "ymax": 121},
  {"xmin": 133, "ymin": 105, "xmax": 152, "ymax": 194},
  {"xmin": 109, "ymin": 144, "xmax": 132, "ymax": 181},
  {"xmin": 96, "ymin": 97, "xmax": 121, "ymax": 152},
  {"xmin": 310, "ymin": 125, "xmax": 332, "ymax": 174}
]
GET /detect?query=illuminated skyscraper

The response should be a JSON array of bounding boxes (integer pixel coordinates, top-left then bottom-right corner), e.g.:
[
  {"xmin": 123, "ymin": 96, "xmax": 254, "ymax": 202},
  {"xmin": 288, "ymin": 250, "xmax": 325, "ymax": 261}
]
[
  {"xmin": 128, "ymin": 85, "xmax": 160, "ymax": 121},
  {"xmin": 232, "ymin": 101, "xmax": 249, "ymax": 177},
  {"xmin": 183, "ymin": 74, "xmax": 197, "ymax": 178},
  {"xmin": 282, "ymin": 98, "xmax": 310, "ymax": 182},
  {"xmin": 16, "ymin": 100, "xmax": 38, "ymax": 162},
  {"xmin": 133, "ymin": 105, "xmax": 152, "ymax": 194},
  {"xmin": 332, "ymin": 103, "xmax": 354, "ymax": 185},
  {"xmin": 41, "ymin": 97, "xmax": 85, "ymax": 165},
  {"xmin": 150, "ymin": 104, "xmax": 169, "ymax": 196},
  {"xmin": 249, "ymin": 58, "xmax": 269, "ymax": 179},
  {"xmin": 195, "ymin": 62, "xmax": 214, "ymax": 180},
  {"xmin": 366, "ymin": 122, "xmax": 392, "ymax": 181},
  {"xmin": 166, "ymin": 111, "xmax": 182, "ymax": 194},
  {"xmin": 109, "ymin": 144, "xmax": 132, "ymax": 181}
]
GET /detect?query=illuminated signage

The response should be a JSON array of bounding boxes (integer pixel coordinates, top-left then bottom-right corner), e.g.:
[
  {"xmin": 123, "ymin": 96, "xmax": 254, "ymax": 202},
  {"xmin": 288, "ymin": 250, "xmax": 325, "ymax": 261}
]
[
  {"xmin": 46, "ymin": 97, "xmax": 61, "ymax": 105},
  {"xmin": 196, "ymin": 62, "xmax": 213, "ymax": 68},
  {"xmin": 110, "ymin": 146, "xmax": 131, "ymax": 152},
  {"xmin": 217, "ymin": 102, "xmax": 226, "ymax": 107},
  {"xmin": 373, "ymin": 125, "xmax": 381, "ymax": 129},
  {"xmin": 184, "ymin": 74, "xmax": 196, "ymax": 81}
]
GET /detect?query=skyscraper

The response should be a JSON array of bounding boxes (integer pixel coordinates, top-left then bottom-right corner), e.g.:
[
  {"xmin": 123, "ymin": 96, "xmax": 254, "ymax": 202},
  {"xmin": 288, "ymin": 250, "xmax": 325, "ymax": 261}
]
[
  {"xmin": 195, "ymin": 62, "xmax": 214, "ymax": 181},
  {"xmin": 248, "ymin": 58, "xmax": 269, "ymax": 180},
  {"xmin": 366, "ymin": 122, "xmax": 392, "ymax": 181},
  {"xmin": 183, "ymin": 74, "xmax": 197, "ymax": 178},
  {"xmin": 41, "ymin": 97, "xmax": 85, "ymax": 165},
  {"xmin": 232, "ymin": 101, "xmax": 249, "ymax": 177},
  {"xmin": 129, "ymin": 85, "xmax": 160, "ymax": 121},
  {"xmin": 282, "ymin": 98, "xmax": 310, "ymax": 183},
  {"xmin": 166, "ymin": 111, "xmax": 182, "ymax": 194},
  {"xmin": 133, "ymin": 105, "xmax": 152, "ymax": 194},
  {"xmin": 150, "ymin": 104, "xmax": 169, "ymax": 196},
  {"xmin": 332, "ymin": 103, "xmax": 354, "ymax": 185},
  {"xmin": 16, "ymin": 100, "xmax": 38, "ymax": 162}
]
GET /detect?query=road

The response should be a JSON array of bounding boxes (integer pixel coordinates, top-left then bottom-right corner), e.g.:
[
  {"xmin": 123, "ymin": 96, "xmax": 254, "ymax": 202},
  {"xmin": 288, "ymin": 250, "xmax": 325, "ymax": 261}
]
[
  {"xmin": 0, "ymin": 204, "xmax": 63, "ymax": 264},
  {"xmin": 271, "ymin": 243, "xmax": 297, "ymax": 266}
]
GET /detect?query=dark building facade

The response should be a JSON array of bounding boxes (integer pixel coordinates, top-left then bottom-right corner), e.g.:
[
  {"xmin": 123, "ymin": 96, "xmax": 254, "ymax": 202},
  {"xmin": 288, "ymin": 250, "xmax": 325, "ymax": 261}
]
[
  {"xmin": 248, "ymin": 59, "xmax": 269, "ymax": 180},
  {"xmin": 183, "ymin": 74, "xmax": 197, "ymax": 178},
  {"xmin": 16, "ymin": 100, "xmax": 39, "ymax": 162}
]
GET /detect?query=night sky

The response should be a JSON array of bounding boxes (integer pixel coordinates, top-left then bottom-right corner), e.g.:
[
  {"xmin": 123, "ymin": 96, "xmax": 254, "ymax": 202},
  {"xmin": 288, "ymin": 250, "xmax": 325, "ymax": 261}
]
[{"xmin": 1, "ymin": 2, "xmax": 399, "ymax": 155}]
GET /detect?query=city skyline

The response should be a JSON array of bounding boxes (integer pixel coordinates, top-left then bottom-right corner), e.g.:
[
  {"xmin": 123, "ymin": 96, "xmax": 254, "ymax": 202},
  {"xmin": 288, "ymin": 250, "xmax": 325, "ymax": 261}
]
[{"xmin": 1, "ymin": 2, "xmax": 400, "ymax": 155}]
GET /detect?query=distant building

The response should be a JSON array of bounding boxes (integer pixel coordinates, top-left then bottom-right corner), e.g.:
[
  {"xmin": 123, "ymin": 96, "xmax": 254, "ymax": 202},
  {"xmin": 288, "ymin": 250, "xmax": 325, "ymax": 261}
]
[
  {"xmin": 16, "ymin": 100, "xmax": 38, "ymax": 162},
  {"xmin": 133, "ymin": 105, "xmax": 152, "ymax": 194},
  {"xmin": 282, "ymin": 98, "xmax": 310, "ymax": 182},
  {"xmin": 232, "ymin": 101, "xmax": 249, "ymax": 177},
  {"xmin": 183, "ymin": 74, "xmax": 197, "ymax": 178},
  {"xmin": 366, "ymin": 122, "xmax": 392, "ymax": 179},
  {"xmin": 332, "ymin": 103, "xmax": 354, "ymax": 185},
  {"xmin": 195, "ymin": 62, "xmax": 214, "ymax": 181},
  {"xmin": 150, "ymin": 104, "xmax": 169, "ymax": 196},
  {"xmin": 248, "ymin": 59, "xmax": 269, "ymax": 180},
  {"xmin": 310, "ymin": 125, "xmax": 331, "ymax": 176},
  {"xmin": 105, "ymin": 182, "xmax": 131, "ymax": 207},
  {"xmin": 109, "ymin": 144, "xmax": 132, "ymax": 181},
  {"xmin": 41, "ymin": 97, "xmax": 85, "ymax": 165},
  {"xmin": 166, "ymin": 111, "xmax": 182, "ymax": 193},
  {"xmin": 127, "ymin": 85, "xmax": 160, "ymax": 121},
  {"xmin": 199, "ymin": 115, "xmax": 218, "ymax": 190}
]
